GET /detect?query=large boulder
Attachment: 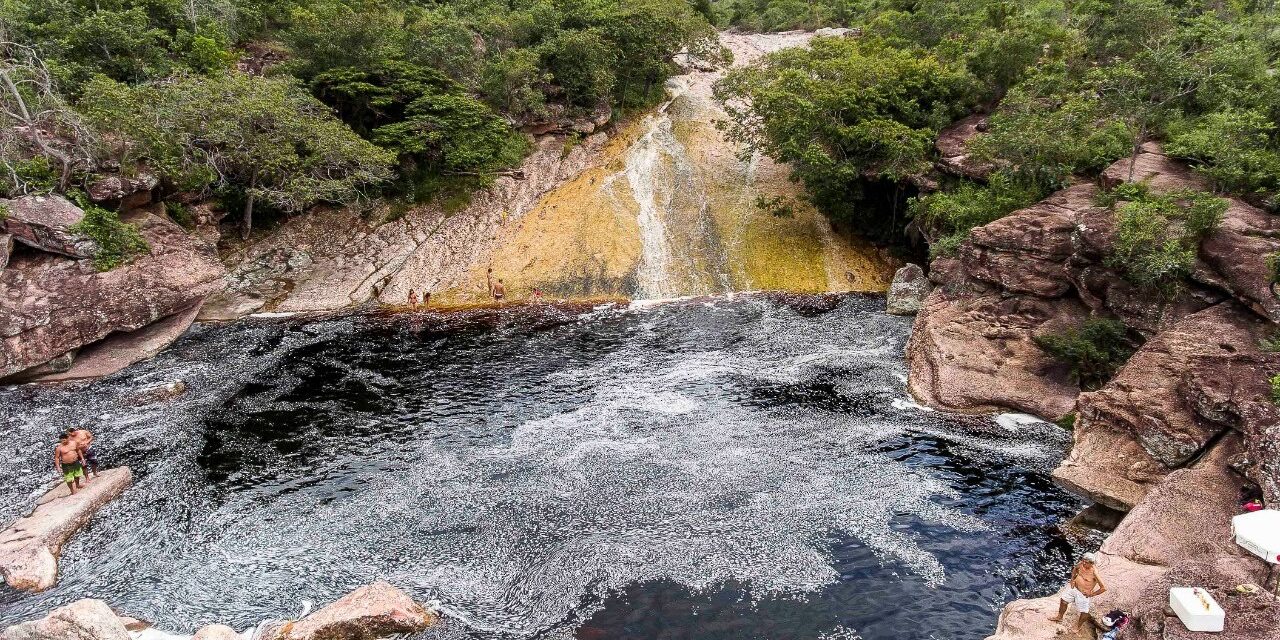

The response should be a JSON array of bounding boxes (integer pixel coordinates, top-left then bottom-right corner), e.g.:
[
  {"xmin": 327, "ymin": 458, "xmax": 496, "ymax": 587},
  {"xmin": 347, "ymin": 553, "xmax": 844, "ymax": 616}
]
[
  {"xmin": 1199, "ymin": 198, "xmax": 1280, "ymax": 323},
  {"xmin": 907, "ymin": 289, "xmax": 1085, "ymax": 420},
  {"xmin": 86, "ymin": 172, "xmax": 159, "ymax": 208},
  {"xmin": 274, "ymin": 581, "xmax": 436, "ymax": 640},
  {"xmin": 885, "ymin": 263, "xmax": 931, "ymax": 315},
  {"xmin": 0, "ymin": 194, "xmax": 96, "ymax": 258},
  {"xmin": 983, "ymin": 596, "xmax": 1094, "ymax": 640},
  {"xmin": 962, "ymin": 184, "xmax": 1095, "ymax": 297},
  {"xmin": 935, "ymin": 113, "xmax": 994, "ymax": 181},
  {"xmin": 0, "ymin": 467, "xmax": 133, "ymax": 591},
  {"xmin": 1054, "ymin": 303, "xmax": 1271, "ymax": 509},
  {"xmin": 26, "ymin": 301, "xmax": 204, "ymax": 383},
  {"xmin": 1, "ymin": 599, "xmax": 130, "ymax": 640},
  {"xmin": 0, "ymin": 212, "xmax": 225, "ymax": 379}
]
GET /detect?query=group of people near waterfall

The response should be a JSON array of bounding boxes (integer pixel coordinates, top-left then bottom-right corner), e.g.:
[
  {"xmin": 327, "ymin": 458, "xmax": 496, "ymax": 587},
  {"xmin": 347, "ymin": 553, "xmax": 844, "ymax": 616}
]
[
  {"xmin": 403, "ymin": 267, "xmax": 544, "ymax": 307},
  {"xmin": 52, "ymin": 427, "xmax": 100, "ymax": 496}
]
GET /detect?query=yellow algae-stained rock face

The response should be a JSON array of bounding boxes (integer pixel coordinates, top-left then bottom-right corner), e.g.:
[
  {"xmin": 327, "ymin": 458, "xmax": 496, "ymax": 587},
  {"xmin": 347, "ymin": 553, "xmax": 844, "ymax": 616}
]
[{"xmin": 434, "ymin": 32, "xmax": 896, "ymax": 303}]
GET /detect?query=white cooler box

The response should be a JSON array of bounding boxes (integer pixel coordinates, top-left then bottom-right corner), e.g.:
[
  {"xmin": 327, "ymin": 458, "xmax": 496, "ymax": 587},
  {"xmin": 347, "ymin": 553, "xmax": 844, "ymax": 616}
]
[
  {"xmin": 1231, "ymin": 509, "xmax": 1280, "ymax": 564},
  {"xmin": 1169, "ymin": 587, "xmax": 1225, "ymax": 632}
]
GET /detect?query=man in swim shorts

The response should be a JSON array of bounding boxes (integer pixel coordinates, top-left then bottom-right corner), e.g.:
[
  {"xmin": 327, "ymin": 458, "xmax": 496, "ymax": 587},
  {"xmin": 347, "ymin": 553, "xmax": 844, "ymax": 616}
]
[
  {"xmin": 70, "ymin": 427, "xmax": 99, "ymax": 480},
  {"xmin": 54, "ymin": 431, "xmax": 87, "ymax": 495},
  {"xmin": 1050, "ymin": 552, "xmax": 1107, "ymax": 632}
]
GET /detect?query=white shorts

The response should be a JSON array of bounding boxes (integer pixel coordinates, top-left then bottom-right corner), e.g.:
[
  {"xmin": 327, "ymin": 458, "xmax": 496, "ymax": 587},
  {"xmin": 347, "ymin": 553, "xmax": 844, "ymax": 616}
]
[{"xmin": 1060, "ymin": 585, "xmax": 1092, "ymax": 613}]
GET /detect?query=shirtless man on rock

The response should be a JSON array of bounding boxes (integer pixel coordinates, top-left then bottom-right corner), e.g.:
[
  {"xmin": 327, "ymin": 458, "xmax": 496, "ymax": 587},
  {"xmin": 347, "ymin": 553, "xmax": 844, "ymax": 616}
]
[
  {"xmin": 1050, "ymin": 552, "xmax": 1107, "ymax": 633},
  {"xmin": 53, "ymin": 431, "xmax": 88, "ymax": 496}
]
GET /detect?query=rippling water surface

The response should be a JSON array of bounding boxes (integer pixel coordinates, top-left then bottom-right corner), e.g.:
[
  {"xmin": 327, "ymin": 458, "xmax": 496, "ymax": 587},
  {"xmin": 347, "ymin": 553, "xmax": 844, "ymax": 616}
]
[{"xmin": 0, "ymin": 295, "xmax": 1081, "ymax": 639}]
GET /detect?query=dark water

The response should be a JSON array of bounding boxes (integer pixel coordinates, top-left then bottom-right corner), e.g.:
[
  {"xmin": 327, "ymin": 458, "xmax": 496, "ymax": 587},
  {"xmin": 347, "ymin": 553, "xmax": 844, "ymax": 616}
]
[{"xmin": 0, "ymin": 295, "xmax": 1083, "ymax": 640}]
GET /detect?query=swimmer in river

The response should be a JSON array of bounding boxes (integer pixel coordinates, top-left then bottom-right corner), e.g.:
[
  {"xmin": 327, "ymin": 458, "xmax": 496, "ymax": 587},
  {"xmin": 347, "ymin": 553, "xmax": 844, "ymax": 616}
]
[
  {"xmin": 1050, "ymin": 552, "xmax": 1107, "ymax": 633},
  {"xmin": 408, "ymin": 290, "xmax": 419, "ymax": 306},
  {"xmin": 487, "ymin": 268, "xmax": 506, "ymax": 302},
  {"xmin": 70, "ymin": 426, "xmax": 99, "ymax": 480},
  {"xmin": 54, "ymin": 430, "xmax": 87, "ymax": 495}
]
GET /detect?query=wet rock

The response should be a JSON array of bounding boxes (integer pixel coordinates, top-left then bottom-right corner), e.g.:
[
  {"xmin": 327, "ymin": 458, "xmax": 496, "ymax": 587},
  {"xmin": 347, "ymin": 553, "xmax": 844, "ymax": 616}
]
[
  {"xmin": 885, "ymin": 263, "xmax": 931, "ymax": 315},
  {"xmin": 0, "ymin": 467, "xmax": 133, "ymax": 591},
  {"xmin": 0, "ymin": 194, "xmax": 96, "ymax": 258},
  {"xmin": 983, "ymin": 596, "xmax": 1093, "ymax": 640},
  {"xmin": 274, "ymin": 581, "xmax": 436, "ymax": 640},
  {"xmin": 935, "ymin": 113, "xmax": 994, "ymax": 181},
  {"xmin": 0, "ymin": 599, "xmax": 130, "ymax": 640},
  {"xmin": 192, "ymin": 624, "xmax": 241, "ymax": 640},
  {"xmin": 27, "ymin": 302, "xmax": 204, "ymax": 383},
  {"xmin": 906, "ymin": 289, "xmax": 1085, "ymax": 420},
  {"xmin": 1, "ymin": 213, "xmax": 225, "ymax": 379},
  {"xmin": 128, "ymin": 379, "xmax": 189, "ymax": 405}
]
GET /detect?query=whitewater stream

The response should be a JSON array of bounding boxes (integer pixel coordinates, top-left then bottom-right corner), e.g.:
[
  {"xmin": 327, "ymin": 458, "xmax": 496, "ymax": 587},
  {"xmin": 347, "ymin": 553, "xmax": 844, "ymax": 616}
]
[{"xmin": 0, "ymin": 295, "xmax": 1082, "ymax": 639}]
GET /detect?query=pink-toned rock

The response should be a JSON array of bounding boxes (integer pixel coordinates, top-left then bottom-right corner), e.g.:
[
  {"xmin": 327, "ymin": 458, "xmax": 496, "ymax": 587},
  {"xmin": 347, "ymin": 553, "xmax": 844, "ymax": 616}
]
[
  {"xmin": 1054, "ymin": 421, "xmax": 1168, "ymax": 512},
  {"xmin": 1101, "ymin": 142, "xmax": 1209, "ymax": 192},
  {"xmin": 192, "ymin": 624, "xmax": 242, "ymax": 640},
  {"xmin": 1199, "ymin": 199, "xmax": 1280, "ymax": 323},
  {"xmin": 0, "ymin": 212, "xmax": 225, "ymax": 379},
  {"xmin": 86, "ymin": 172, "xmax": 158, "ymax": 205},
  {"xmin": 0, "ymin": 467, "xmax": 133, "ymax": 591},
  {"xmin": 1, "ymin": 599, "xmax": 130, "ymax": 640},
  {"xmin": 936, "ymin": 113, "xmax": 994, "ymax": 180},
  {"xmin": 28, "ymin": 301, "xmax": 204, "ymax": 383},
  {"xmin": 907, "ymin": 289, "xmax": 1085, "ymax": 420},
  {"xmin": 983, "ymin": 596, "xmax": 1093, "ymax": 640},
  {"xmin": 0, "ymin": 194, "xmax": 95, "ymax": 258},
  {"xmin": 274, "ymin": 581, "xmax": 436, "ymax": 640}
]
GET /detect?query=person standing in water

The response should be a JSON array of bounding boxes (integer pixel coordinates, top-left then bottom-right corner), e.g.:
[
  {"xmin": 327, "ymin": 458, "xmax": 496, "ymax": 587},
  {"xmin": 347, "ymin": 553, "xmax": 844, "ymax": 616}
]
[
  {"xmin": 54, "ymin": 431, "xmax": 87, "ymax": 495},
  {"xmin": 1050, "ymin": 552, "xmax": 1107, "ymax": 632},
  {"xmin": 407, "ymin": 290, "xmax": 419, "ymax": 306},
  {"xmin": 70, "ymin": 427, "xmax": 99, "ymax": 479},
  {"xmin": 487, "ymin": 268, "xmax": 506, "ymax": 302}
]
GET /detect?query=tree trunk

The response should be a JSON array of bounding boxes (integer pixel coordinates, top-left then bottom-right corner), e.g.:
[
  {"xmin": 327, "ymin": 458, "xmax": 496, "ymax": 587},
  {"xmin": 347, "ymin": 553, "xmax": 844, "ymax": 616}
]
[
  {"xmin": 241, "ymin": 172, "xmax": 257, "ymax": 241},
  {"xmin": 1127, "ymin": 124, "xmax": 1146, "ymax": 182}
]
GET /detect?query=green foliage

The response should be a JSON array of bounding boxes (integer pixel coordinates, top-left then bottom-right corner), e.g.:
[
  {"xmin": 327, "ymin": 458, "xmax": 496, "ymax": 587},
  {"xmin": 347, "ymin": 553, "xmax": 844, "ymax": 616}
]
[
  {"xmin": 1106, "ymin": 187, "xmax": 1227, "ymax": 295},
  {"xmin": 1035, "ymin": 318, "xmax": 1136, "ymax": 390},
  {"xmin": 79, "ymin": 72, "xmax": 395, "ymax": 221},
  {"xmin": 1167, "ymin": 109, "xmax": 1280, "ymax": 196},
  {"xmin": 1259, "ymin": 329, "xmax": 1280, "ymax": 353},
  {"xmin": 1271, "ymin": 373, "xmax": 1280, "ymax": 405},
  {"xmin": 755, "ymin": 195, "xmax": 797, "ymax": 218},
  {"xmin": 1055, "ymin": 411, "xmax": 1077, "ymax": 430},
  {"xmin": 909, "ymin": 172, "xmax": 1043, "ymax": 255},
  {"xmin": 69, "ymin": 204, "xmax": 149, "ymax": 271},
  {"xmin": 164, "ymin": 201, "xmax": 194, "ymax": 228},
  {"xmin": 10, "ymin": 157, "xmax": 61, "ymax": 195},
  {"xmin": 714, "ymin": 36, "xmax": 978, "ymax": 241}
]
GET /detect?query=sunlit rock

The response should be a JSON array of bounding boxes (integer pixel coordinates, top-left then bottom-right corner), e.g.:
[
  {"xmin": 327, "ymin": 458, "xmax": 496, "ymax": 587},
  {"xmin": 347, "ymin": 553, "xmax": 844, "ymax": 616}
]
[
  {"xmin": 271, "ymin": 581, "xmax": 436, "ymax": 640},
  {"xmin": 0, "ymin": 599, "xmax": 129, "ymax": 640}
]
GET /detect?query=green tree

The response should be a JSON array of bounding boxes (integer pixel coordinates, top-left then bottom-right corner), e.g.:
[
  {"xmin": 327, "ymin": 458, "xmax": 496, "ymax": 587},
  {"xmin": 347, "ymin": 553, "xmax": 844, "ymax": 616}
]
[
  {"xmin": 1105, "ymin": 187, "xmax": 1227, "ymax": 294},
  {"xmin": 80, "ymin": 72, "xmax": 395, "ymax": 238},
  {"xmin": 1035, "ymin": 318, "xmax": 1137, "ymax": 390}
]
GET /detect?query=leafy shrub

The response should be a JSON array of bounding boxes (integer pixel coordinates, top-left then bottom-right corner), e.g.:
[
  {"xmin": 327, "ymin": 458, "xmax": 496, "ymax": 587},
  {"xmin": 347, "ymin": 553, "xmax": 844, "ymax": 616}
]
[
  {"xmin": 1105, "ymin": 188, "xmax": 1227, "ymax": 295},
  {"xmin": 910, "ymin": 171, "xmax": 1043, "ymax": 252},
  {"xmin": 1167, "ymin": 108, "xmax": 1280, "ymax": 196},
  {"xmin": 164, "ymin": 201, "xmax": 194, "ymax": 228},
  {"xmin": 1272, "ymin": 373, "xmax": 1280, "ymax": 405},
  {"xmin": 69, "ymin": 204, "xmax": 149, "ymax": 271},
  {"xmin": 10, "ymin": 157, "xmax": 61, "ymax": 195},
  {"xmin": 1035, "ymin": 318, "xmax": 1137, "ymax": 390}
]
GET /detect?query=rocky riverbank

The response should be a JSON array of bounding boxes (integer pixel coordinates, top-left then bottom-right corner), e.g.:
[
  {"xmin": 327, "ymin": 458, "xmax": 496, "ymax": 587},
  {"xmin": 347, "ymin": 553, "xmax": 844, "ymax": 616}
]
[{"xmin": 904, "ymin": 143, "xmax": 1280, "ymax": 638}]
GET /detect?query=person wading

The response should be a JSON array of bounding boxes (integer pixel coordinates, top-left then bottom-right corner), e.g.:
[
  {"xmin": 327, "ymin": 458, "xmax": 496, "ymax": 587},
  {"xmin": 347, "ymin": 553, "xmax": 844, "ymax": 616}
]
[
  {"xmin": 70, "ymin": 427, "xmax": 99, "ymax": 479},
  {"xmin": 1050, "ymin": 552, "xmax": 1107, "ymax": 633},
  {"xmin": 54, "ymin": 431, "xmax": 87, "ymax": 496},
  {"xmin": 487, "ymin": 268, "xmax": 506, "ymax": 302}
]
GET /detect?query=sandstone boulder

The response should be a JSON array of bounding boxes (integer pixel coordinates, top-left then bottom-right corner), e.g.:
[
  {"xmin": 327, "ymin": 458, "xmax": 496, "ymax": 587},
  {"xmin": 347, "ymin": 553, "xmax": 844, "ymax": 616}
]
[
  {"xmin": 0, "ymin": 467, "xmax": 133, "ymax": 591},
  {"xmin": 936, "ymin": 113, "xmax": 993, "ymax": 180},
  {"xmin": 1, "ymin": 212, "xmax": 225, "ymax": 379},
  {"xmin": 0, "ymin": 194, "xmax": 96, "ymax": 258},
  {"xmin": 27, "ymin": 301, "xmax": 204, "ymax": 383},
  {"xmin": 962, "ymin": 184, "xmax": 1095, "ymax": 297},
  {"xmin": 274, "ymin": 581, "xmax": 436, "ymax": 640},
  {"xmin": 1199, "ymin": 199, "xmax": 1280, "ymax": 323},
  {"xmin": 885, "ymin": 263, "xmax": 931, "ymax": 315},
  {"xmin": 983, "ymin": 596, "xmax": 1093, "ymax": 640},
  {"xmin": 0, "ymin": 599, "xmax": 130, "ymax": 640},
  {"xmin": 192, "ymin": 624, "xmax": 242, "ymax": 640},
  {"xmin": 907, "ymin": 289, "xmax": 1085, "ymax": 420},
  {"xmin": 86, "ymin": 172, "xmax": 158, "ymax": 206}
]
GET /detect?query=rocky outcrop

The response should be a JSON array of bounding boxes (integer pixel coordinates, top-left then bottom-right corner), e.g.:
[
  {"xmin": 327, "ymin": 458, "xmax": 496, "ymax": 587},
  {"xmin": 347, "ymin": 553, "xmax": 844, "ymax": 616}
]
[
  {"xmin": 86, "ymin": 172, "xmax": 158, "ymax": 209},
  {"xmin": 272, "ymin": 581, "xmax": 436, "ymax": 640},
  {"xmin": 26, "ymin": 302, "xmax": 204, "ymax": 383},
  {"xmin": 984, "ymin": 596, "xmax": 1094, "ymax": 640},
  {"xmin": 0, "ymin": 467, "xmax": 133, "ymax": 591},
  {"xmin": 0, "ymin": 194, "xmax": 96, "ymax": 258},
  {"xmin": 1055, "ymin": 303, "xmax": 1277, "ymax": 509},
  {"xmin": 935, "ymin": 113, "xmax": 993, "ymax": 181},
  {"xmin": 1, "ymin": 599, "xmax": 130, "ymax": 640},
  {"xmin": 886, "ymin": 263, "xmax": 931, "ymax": 315},
  {"xmin": 908, "ymin": 290, "xmax": 1085, "ymax": 420},
  {"xmin": 1, "ymin": 211, "xmax": 224, "ymax": 379}
]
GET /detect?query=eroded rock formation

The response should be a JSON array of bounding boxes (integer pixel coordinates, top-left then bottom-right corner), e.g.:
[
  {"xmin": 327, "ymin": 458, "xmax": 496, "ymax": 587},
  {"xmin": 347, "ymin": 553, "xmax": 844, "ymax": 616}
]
[
  {"xmin": 0, "ymin": 467, "xmax": 133, "ymax": 592},
  {"xmin": 0, "ymin": 599, "xmax": 130, "ymax": 640}
]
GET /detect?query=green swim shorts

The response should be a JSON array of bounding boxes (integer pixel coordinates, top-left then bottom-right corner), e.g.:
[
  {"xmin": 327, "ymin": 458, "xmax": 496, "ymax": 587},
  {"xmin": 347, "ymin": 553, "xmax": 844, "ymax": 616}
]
[{"xmin": 62, "ymin": 462, "xmax": 84, "ymax": 483}]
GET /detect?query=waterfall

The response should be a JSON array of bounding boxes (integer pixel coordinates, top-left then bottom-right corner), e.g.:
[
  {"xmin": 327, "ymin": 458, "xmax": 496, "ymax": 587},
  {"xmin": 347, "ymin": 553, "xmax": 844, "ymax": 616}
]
[{"xmin": 618, "ymin": 114, "xmax": 680, "ymax": 299}]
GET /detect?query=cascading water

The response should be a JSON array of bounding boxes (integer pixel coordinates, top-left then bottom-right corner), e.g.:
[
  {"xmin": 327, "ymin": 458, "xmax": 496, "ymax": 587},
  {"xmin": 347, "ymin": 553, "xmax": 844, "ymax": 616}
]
[{"xmin": 0, "ymin": 295, "xmax": 1085, "ymax": 640}]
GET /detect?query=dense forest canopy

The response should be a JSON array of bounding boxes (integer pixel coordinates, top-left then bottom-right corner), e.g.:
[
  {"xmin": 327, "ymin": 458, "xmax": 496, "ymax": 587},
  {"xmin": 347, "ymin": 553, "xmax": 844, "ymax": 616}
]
[
  {"xmin": 0, "ymin": 0, "xmax": 721, "ymax": 237},
  {"xmin": 712, "ymin": 1, "xmax": 1280, "ymax": 253}
]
